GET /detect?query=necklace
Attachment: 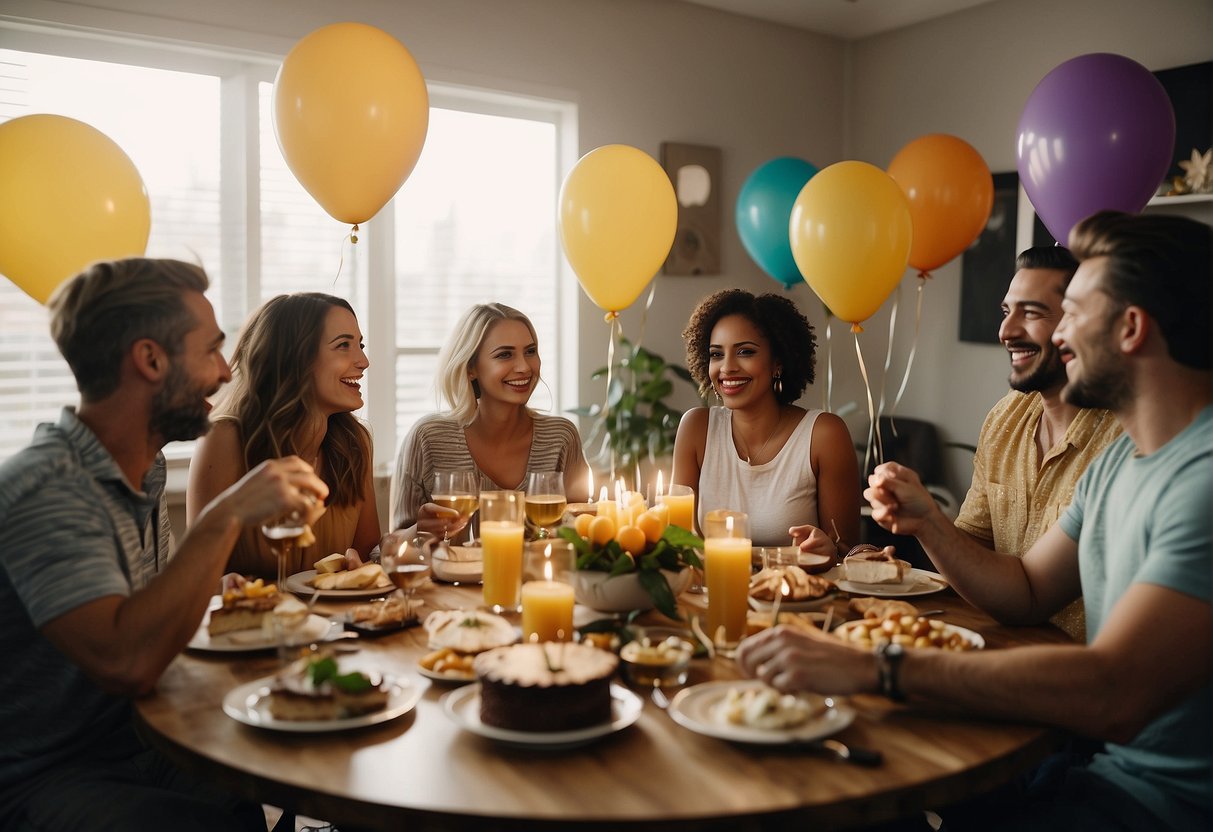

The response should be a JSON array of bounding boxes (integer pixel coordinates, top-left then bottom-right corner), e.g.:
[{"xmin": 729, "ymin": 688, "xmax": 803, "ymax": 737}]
[{"xmin": 735, "ymin": 408, "xmax": 787, "ymax": 465}]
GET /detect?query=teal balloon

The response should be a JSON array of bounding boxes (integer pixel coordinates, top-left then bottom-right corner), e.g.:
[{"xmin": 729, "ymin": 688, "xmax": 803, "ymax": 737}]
[{"xmin": 736, "ymin": 157, "xmax": 819, "ymax": 289}]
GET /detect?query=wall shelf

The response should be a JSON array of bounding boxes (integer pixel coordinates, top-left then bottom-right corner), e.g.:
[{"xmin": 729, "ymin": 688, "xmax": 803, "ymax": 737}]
[{"xmin": 1147, "ymin": 193, "xmax": 1213, "ymax": 205}]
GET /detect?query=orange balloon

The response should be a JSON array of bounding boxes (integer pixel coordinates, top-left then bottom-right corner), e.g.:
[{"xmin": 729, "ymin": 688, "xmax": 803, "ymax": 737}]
[{"xmin": 887, "ymin": 134, "xmax": 993, "ymax": 273}]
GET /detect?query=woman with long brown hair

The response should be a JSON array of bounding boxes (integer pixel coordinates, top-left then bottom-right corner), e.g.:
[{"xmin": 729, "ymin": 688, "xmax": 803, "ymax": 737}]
[{"xmin": 187, "ymin": 293, "xmax": 380, "ymax": 578}]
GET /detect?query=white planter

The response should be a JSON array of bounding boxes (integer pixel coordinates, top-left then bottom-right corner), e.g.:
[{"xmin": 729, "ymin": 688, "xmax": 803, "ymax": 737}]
[{"xmin": 571, "ymin": 568, "xmax": 692, "ymax": 612}]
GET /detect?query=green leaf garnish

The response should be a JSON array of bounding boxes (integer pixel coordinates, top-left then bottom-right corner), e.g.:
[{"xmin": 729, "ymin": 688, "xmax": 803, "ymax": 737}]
[
  {"xmin": 332, "ymin": 671, "xmax": 373, "ymax": 693},
  {"xmin": 307, "ymin": 656, "xmax": 339, "ymax": 686}
]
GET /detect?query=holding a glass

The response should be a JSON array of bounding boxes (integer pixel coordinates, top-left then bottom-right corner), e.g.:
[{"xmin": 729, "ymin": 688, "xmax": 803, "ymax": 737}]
[
  {"xmin": 430, "ymin": 470, "xmax": 479, "ymax": 543},
  {"xmin": 480, "ymin": 490, "xmax": 526, "ymax": 612},
  {"xmin": 524, "ymin": 471, "xmax": 567, "ymax": 539},
  {"xmin": 703, "ymin": 509, "xmax": 752, "ymax": 655}
]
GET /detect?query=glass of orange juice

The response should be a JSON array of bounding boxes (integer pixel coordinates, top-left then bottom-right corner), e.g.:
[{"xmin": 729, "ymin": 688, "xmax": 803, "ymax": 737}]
[
  {"xmin": 480, "ymin": 490, "xmax": 525, "ymax": 613},
  {"xmin": 702, "ymin": 509, "xmax": 751, "ymax": 656}
]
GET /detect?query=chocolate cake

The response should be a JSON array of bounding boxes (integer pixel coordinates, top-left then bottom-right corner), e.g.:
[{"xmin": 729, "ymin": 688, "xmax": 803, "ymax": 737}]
[{"xmin": 474, "ymin": 642, "xmax": 618, "ymax": 732}]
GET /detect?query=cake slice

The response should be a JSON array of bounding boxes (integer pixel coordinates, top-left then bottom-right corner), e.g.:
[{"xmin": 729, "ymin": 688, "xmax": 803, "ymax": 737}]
[
  {"xmin": 207, "ymin": 579, "xmax": 281, "ymax": 636},
  {"xmin": 268, "ymin": 655, "xmax": 390, "ymax": 721},
  {"xmin": 842, "ymin": 545, "xmax": 910, "ymax": 585}
]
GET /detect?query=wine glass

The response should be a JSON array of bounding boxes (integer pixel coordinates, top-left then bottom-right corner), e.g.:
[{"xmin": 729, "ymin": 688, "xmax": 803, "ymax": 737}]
[
  {"xmin": 381, "ymin": 531, "xmax": 434, "ymax": 603},
  {"xmin": 431, "ymin": 470, "xmax": 480, "ymax": 544},
  {"xmin": 524, "ymin": 471, "xmax": 567, "ymax": 539},
  {"xmin": 261, "ymin": 509, "xmax": 308, "ymax": 592}
]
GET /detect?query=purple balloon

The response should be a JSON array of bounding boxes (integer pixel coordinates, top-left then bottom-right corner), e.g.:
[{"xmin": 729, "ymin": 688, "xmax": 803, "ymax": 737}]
[{"xmin": 1017, "ymin": 53, "xmax": 1175, "ymax": 244}]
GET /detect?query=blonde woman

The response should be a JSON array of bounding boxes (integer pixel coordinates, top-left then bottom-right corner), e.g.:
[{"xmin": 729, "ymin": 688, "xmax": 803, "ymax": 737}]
[
  {"xmin": 391, "ymin": 303, "xmax": 590, "ymax": 538},
  {"xmin": 187, "ymin": 293, "xmax": 381, "ymax": 579},
  {"xmin": 673, "ymin": 289, "xmax": 859, "ymax": 553}
]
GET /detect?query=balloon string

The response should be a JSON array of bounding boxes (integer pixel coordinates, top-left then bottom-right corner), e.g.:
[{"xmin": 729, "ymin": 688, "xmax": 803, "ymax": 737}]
[
  {"xmin": 855, "ymin": 332, "xmax": 879, "ymax": 476},
  {"xmin": 874, "ymin": 284, "xmax": 900, "ymax": 459},
  {"xmin": 602, "ymin": 315, "xmax": 623, "ymax": 482},
  {"xmin": 823, "ymin": 308, "xmax": 833, "ymax": 413},
  {"xmin": 636, "ymin": 283, "xmax": 657, "ymax": 351},
  {"xmin": 332, "ymin": 224, "xmax": 360, "ymax": 287},
  {"xmin": 889, "ymin": 275, "xmax": 927, "ymax": 419}
]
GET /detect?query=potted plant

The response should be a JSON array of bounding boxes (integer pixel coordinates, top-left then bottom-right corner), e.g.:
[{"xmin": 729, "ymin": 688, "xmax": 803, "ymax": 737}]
[{"xmin": 570, "ymin": 338, "xmax": 703, "ymax": 485}]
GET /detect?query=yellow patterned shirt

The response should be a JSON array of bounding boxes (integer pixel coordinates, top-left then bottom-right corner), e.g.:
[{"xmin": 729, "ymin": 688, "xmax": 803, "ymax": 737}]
[{"xmin": 954, "ymin": 391, "xmax": 1122, "ymax": 641}]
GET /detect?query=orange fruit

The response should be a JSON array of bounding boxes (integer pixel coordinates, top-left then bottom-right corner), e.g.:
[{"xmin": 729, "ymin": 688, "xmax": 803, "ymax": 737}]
[
  {"xmin": 616, "ymin": 524, "xmax": 647, "ymax": 556},
  {"xmin": 575, "ymin": 513, "xmax": 594, "ymax": 538},
  {"xmin": 636, "ymin": 507, "xmax": 668, "ymax": 544},
  {"xmin": 589, "ymin": 515, "xmax": 617, "ymax": 547}
]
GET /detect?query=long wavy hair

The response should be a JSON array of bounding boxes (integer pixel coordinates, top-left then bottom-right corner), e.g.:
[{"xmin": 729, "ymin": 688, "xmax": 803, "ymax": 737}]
[
  {"xmin": 215, "ymin": 293, "xmax": 370, "ymax": 506},
  {"xmin": 437, "ymin": 303, "xmax": 538, "ymax": 426}
]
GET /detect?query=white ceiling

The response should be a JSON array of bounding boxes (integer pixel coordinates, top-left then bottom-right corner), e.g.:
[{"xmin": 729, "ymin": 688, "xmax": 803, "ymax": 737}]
[{"xmin": 682, "ymin": 0, "xmax": 999, "ymax": 40}]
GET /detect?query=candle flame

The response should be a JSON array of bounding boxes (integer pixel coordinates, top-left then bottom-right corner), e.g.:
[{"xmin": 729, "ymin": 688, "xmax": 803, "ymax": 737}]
[
  {"xmin": 544, "ymin": 560, "xmax": 553, "ymax": 581},
  {"xmin": 655, "ymin": 469, "xmax": 664, "ymax": 499},
  {"xmin": 587, "ymin": 468, "xmax": 594, "ymax": 502},
  {"xmin": 598, "ymin": 485, "xmax": 608, "ymax": 502},
  {"xmin": 725, "ymin": 515, "xmax": 734, "ymax": 535},
  {"xmin": 780, "ymin": 578, "xmax": 790, "ymax": 598}
]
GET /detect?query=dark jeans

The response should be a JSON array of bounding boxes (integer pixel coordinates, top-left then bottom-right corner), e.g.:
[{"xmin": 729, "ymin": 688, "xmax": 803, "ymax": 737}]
[{"xmin": 2, "ymin": 727, "xmax": 265, "ymax": 832}]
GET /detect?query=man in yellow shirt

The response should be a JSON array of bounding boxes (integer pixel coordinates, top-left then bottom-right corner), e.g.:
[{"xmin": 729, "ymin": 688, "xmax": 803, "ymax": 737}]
[{"xmin": 911, "ymin": 247, "xmax": 1122, "ymax": 639}]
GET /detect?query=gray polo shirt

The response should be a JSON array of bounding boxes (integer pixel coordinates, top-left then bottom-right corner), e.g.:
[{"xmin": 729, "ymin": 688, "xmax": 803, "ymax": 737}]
[{"xmin": 0, "ymin": 407, "xmax": 171, "ymax": 791}]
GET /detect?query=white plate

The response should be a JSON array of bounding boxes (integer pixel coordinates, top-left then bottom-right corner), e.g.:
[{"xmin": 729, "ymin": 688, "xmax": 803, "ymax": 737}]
[
  {"xmin": 667, "ymin": 679, "xmax": 855, "ymax": 745},
  {"xmin": 416, "ymin": 663, "xmax": 476, "ymax": 684},
  {"xmin": 834, "ymin": 620, "xmax": 985, "ymax": 650},
  {"xmin": 188, "ymin": 613, "xmax": 334, "ymax": 653},
  {"xmin": 747, "ymin": 593, "xmax": 836, "ymax": 613},
  {"xmin": 442, "ymin": 683, "xmax": 643, "ymax": 749},
  {"xmin": 286, "ymin": 569, "xmax": 394, "ymax": 599},
  {"xmin": 829, "ymin": 566, "xmax": 949, "ymax": 598},
  {"xmin": 751, "ymin": 547, "xmax": 835, "ymax": 573},
  {"xmin": 223, "ymin": 675, "xmax": 420, "ymax": 732}
]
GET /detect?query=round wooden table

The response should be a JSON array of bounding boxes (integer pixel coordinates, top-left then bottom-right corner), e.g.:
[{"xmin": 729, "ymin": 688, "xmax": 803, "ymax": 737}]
[{"xmin": 135, "ymin": 580, "xmax": 1072, "ymax": 831}]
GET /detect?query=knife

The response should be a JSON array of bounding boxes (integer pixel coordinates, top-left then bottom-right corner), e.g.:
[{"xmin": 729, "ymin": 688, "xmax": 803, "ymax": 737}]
[{"xmin": 791, "ymin": 738, "xmax": 883, "ymax": 766}]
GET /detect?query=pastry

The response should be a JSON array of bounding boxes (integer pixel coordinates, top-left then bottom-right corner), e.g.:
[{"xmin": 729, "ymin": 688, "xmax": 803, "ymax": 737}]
[
  {"xmin": 207, "ymin": 579, "xmax": 280, "ymax": 636},
  {"xmin": 267, "ymin": 655, "xmax": 389, "ymax": 721},
  {"xmin": 842, "ymin": 545, "xmax": 909, "ymax": 584}
]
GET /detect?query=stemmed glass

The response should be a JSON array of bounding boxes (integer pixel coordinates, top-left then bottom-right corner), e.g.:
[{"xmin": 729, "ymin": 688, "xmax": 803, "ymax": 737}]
[
  {"xmin": 524, "ymin": 471, "xmax": 566, "ymax": 539},
  {"xmin": 381, "ymin": 531, "xmax": 434, "ymax": 604},
  {"xmin": 261, "ymin": 508, "xmax": 308, "ymax": 592},
  {"xmin": 431, "ymin": 470, "xmax": 480, "ymax": 544}
]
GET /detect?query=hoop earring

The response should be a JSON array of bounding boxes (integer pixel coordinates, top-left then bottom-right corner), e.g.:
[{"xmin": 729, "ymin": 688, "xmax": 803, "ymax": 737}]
[
  {"xmin": 471, "ymin": 378, "xmax": 481, "ymax": 399},
  {"xmin": 772, "ymin": 374, "xmax": 783, "ymax": 395}
]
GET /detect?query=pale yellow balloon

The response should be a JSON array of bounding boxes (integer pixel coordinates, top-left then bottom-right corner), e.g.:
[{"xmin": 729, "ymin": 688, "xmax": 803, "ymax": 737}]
[
  {"xmin": 558, "ymin": 145, "xmax": 677, "ymax": 314},
  {"xmin": 273, "ymin": 22, "xmax": 429, "ymax": 225},
  {"xmin": 0, "ymin": 115, "xmax": 150, "ymax": 305},
  {"xmin": 789, "ymin": 161, "xmax": 912, "ymax": 326}
]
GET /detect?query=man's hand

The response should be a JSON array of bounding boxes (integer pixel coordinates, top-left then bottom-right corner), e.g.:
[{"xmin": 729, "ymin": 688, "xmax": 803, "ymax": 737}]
[
  {"xmin": 211, "ymin": 456, "xmax": 330, "ymax": 528},
  {"xmin": 789, "ymin": 525, "xmax": 837, "ymax": 558},
  {"xmin": 736, "ymin": 625, "xmax": 879, "ymax": 697},
  {"xmin": 864, "ymin": 462, "xmax": 942, "ymax": 537}
]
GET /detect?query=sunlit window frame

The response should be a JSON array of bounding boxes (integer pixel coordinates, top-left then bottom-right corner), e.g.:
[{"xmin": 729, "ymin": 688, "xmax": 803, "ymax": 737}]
[{"xmin": 0, "ymin": 20, "xmax": 580, "ymax": 477}]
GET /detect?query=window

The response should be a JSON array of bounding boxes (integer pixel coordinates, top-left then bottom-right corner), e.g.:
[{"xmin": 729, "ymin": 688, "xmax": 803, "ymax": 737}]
[{"xmin": 0, "ymin": 30, "xmax": 574, "ymax": 472}]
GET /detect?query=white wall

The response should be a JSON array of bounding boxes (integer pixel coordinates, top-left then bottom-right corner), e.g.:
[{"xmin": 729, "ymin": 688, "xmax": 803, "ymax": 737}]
[{"xmin": 841, "ymin": 0, "xmax": 1212, "ymax": 493}]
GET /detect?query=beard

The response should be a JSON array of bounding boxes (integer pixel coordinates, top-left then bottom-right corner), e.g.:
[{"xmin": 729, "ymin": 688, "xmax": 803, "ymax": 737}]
[
  {"xmin": 150, "ymin": 363, "xmax": 214, "ymax": 443},
  {"xmin": 1061, "ymin": 341, "xmax": 1132, "ymax": 411},
  {"xmin": 1008, "ymin": 340, "xmax": 1067, "ymax": 394}
]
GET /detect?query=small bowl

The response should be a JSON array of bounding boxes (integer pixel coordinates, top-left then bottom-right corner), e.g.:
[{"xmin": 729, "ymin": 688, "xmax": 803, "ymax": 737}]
[
  {"xmin": 571, "ymin": 569, "xmax": 692, "ymax": 612},
  {"xmin": 431, "ymin": 545, "xmax": 483, "ymax": 584},
  {"xmin": 619, "ymin": 630, "xmax": 694, "ymax": 687}
]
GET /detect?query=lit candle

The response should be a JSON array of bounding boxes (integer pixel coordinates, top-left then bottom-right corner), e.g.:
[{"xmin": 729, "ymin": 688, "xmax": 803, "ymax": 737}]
[
  {"xmin": 596, "ymin": 485, "xmax": 618, "ymax": 525},
  {"xmin": 521, "ymin": 554, "xmax": 575, "ymax": 642},
  {"xmin": 655, "ymin": 469, "xmax": 665, "ymax": 501},
  {"xmin": 660, "ymin": 485, "xmax": 695, "ymax": 531}
]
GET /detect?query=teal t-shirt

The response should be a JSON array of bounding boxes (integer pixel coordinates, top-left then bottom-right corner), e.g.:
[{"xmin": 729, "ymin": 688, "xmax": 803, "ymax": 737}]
[{"xmin": 1059, "ymin": 406, "xmax": 1212, "ymax": 829}]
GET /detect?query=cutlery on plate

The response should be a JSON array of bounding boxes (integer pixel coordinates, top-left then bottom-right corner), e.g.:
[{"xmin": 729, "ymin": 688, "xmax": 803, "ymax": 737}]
[
  {"xmin": 792, "ymin": 737, "xmax": 883, "ymax": 766},
  {"xmin": 650, "ymin": 687, "xmax": 672, "ymax": 710}
]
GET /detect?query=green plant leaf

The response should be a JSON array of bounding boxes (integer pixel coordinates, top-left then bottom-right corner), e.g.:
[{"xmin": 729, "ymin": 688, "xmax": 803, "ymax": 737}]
[
  {"xmin": 662, "ymin": 525, "xmax": 705, "ymax": 549},
  {"xmin": 638, "ymin": 569, "xmax": 679, "ymax": 620},
  {"xmin": 608, "ymin": 552, "xmax": 636, "ymax": 576}
]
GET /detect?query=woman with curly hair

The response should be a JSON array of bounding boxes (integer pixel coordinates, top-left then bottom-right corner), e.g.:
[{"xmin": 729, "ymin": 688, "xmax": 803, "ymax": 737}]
[
  {"xmin": 186, "ymin": 293, "xmax": 381, "ymax": 579},
  {"xmin": 673, "ymin": 289, "xmax": 859, "ymax": 553},
  {"xmin": 389, "ymin": 302, "xmax": 590, "ymax": 538}
]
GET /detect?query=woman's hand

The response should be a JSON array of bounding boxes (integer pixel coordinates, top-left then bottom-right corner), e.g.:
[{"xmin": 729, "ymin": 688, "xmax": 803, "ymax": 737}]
[
  {"xmin": 220, "ymin": 572, "xmax": 246, "ymax": 593},
  {"xmin": 789, "ymin": 524, "xmax": 838, "ymax": 558},
  {"xmin": 343, "ymin": 548, "xmax": 363, "ymax": 570},
  {"xmin": 416, "ymin": 502, "xmax": 467, "ymax": 539}
]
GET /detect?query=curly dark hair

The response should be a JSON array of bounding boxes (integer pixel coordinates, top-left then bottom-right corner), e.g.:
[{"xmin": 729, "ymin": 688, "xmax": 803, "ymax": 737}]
[{"xmin": 681, "ymin": 289, "xmax": 816, "ymax": 405}]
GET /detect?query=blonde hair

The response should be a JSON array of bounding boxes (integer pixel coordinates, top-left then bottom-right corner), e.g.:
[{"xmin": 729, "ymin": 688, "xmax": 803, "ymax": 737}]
[
  {"xmin": 214, "ymin": 293, "xmax": 370, "ymax": 506},
  {"xmin": 437, "ymin": 303, "xmax": 538, "ymax": 425}
]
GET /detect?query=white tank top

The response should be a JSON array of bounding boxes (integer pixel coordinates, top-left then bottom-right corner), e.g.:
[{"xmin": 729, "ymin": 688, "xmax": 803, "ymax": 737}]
[{"xmin": 697, "ymin": 406, "xmax": 821, "ymax": 547}]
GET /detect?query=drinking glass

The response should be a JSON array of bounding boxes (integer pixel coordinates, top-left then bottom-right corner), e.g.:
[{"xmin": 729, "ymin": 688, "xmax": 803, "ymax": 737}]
[
  {"xmin": 381, "ymin": 531, "xmax": 434, "ymax": 603},
  {"xmin": 524, "ymin": 471, "xmax": 567, "ymax": 539},
  {"xmin": 702, "ymin": 510, "xmax": 751, "ymax": 656},
  {"xmin": 431, "ymin": 470, "xmax": 480, "ymax": 543},
  {"xmin": 520, "ymin": 540, "xmax": 576, "ymax": 642},
  {"xmin": 479, "ymin": 490, "xmax": 525, "ymax": 613},
  {"xmin": 261, "ymin": 510, "xmax": 308, "ymax": 591},
  {"xmin": 659, "ymin": 484, "xmax": 700, "ymax": 591}
]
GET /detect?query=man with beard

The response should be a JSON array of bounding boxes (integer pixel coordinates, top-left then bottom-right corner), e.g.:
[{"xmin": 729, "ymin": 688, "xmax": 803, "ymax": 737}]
[
  {"xmin": 739, "ymin": 212, "xmax": 1211, "ymax": 829},
  {"xmin": 0, "ymin": 259, "xmax": 328, "ymax": 831},
  {"xmin": 950, "ymin": 246, "xmax": 1121, "ymax": 640}
]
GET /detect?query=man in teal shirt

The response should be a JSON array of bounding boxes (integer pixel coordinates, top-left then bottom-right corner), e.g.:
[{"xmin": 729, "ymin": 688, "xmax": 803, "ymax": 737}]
[{"xmin": 739, "ymin": 211, "xmax": 1211, "ymax": 829}]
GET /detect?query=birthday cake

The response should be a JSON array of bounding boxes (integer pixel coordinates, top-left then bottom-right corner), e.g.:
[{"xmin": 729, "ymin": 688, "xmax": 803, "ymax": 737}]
[{"xmin": 474, "ymin": 642, "xmax": 617, "ymax": 732}]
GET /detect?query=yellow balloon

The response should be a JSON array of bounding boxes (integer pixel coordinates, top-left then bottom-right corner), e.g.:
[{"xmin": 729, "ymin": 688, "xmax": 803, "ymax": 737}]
[
  {"xmin": 789, "ymin": 161, "xmax": 912, "ymax": 326},
  {"xmin": 558, "ymin": 145, "xmax": 677, "ymax": 314},
  {"xmin": 273, "ymin": 22, "xmax": 429, "ymax": 225},
  {"xmin": 0, "ymin": 115, "xmax": 150, "ymax": 305}
]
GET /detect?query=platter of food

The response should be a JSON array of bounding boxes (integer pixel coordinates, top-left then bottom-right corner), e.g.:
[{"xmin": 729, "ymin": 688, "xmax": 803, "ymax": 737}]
[
  {"xmin": 338, "ymin": 597, "xmax": 422, "ymax": 636},
  {"xmin": 667, "ymin": 679, "xmax": 854, "ymax": 745},
  {"xmin": 748, "ymin": 565, "xmax": 837, "ymax": 612},
  {"xmin": 190, "ymin": 612, "xmax": 333, "ymax": 653},
  {"xmin": 441, "ymin": 683, "xmax": 642, "ymax": 749},
  {"xmin": 416, "ymin": 647, "xmax": 477, "ymax": 683},
  {"xmin": 223, "ymin": 656, "xmax": 420, "ymax": 732},
  {"xmin": 751, "ymin": 547, "xmax": 834, "ymax": 573},
  {"xmin": 286, "ymin": 567, "xmax": 394, "ymax": 599},
  {"xmin": 189, "ymin": 586, "xmax": 337, "ymax": 652},
  {"xmin": 834, "ymin": 617, "xmax": 984, "ymax": 651},
  {"xmin": 831, "ymin": 567, "xmax": 948, "ymax": 598}
]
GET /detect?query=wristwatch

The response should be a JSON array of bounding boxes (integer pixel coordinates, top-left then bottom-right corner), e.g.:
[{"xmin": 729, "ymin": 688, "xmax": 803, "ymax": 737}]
[{"xmin": 875, "ymin": 642, "xmax": 907, "ymax": 702}]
